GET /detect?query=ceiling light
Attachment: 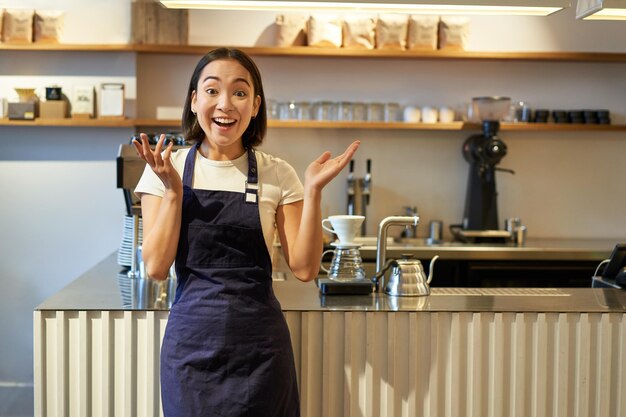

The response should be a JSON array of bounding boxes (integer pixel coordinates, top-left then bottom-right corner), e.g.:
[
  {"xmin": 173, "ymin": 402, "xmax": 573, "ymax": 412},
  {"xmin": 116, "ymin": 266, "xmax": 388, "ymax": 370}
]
[
  {"xmin": 159, "ymin": 0, "xmax": 569, "ymax": 16},
  {"xmin": 577, "ymin": 0, "xmax": 626, "ymax": 20}
]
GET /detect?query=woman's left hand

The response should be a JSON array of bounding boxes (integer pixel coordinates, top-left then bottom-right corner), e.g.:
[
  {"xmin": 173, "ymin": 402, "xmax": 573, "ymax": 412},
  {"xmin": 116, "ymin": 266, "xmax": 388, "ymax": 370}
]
[{"xmin": 304, "ymin": 140, "xmax": 360, "ymax": 191}]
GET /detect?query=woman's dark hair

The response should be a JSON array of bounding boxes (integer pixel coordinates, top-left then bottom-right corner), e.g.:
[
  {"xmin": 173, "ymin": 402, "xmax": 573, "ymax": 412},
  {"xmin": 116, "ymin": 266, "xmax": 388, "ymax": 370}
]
[{"xmin": 182, "ymin": 48, "xmax": 267, "ymax": 148}]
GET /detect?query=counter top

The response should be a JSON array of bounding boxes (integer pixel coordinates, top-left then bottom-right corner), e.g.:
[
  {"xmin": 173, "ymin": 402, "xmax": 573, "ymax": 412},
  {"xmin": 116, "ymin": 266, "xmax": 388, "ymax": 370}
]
[
  {"xmin": 37, "ymin": 252, "xmax": 626, "ymax": 313},
  {"xmin": 356, "ymin": 237, "xmax": 617, "ymax": 261}
]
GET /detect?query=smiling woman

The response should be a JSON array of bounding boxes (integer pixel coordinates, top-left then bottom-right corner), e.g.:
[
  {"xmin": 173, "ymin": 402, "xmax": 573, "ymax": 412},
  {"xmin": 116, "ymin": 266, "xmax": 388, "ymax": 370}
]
[
  {"xmin": 131, "ymin": 47, "xmax": 359, "ymax": 417},
  {"xmin": 182, "ymin": 48, "xmax": 267, "ymax": 158}
]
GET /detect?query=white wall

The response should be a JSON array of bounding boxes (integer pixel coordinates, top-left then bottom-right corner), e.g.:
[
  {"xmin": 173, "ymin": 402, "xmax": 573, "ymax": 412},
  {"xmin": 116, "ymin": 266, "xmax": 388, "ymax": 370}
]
[
  {"xmin": 0, "ymin": 1, "xmax": 133, "ymax": 415},
  {"xmin": 1, "ymin": 1, "xmax": 626, "ymax": 415}
]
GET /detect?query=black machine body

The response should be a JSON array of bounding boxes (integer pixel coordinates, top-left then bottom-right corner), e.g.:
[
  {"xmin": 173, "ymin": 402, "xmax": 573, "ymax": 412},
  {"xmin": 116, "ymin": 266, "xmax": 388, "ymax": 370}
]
[{"xmin": 461, "ymin": 120, "xmax": 510, "ymax": 231}]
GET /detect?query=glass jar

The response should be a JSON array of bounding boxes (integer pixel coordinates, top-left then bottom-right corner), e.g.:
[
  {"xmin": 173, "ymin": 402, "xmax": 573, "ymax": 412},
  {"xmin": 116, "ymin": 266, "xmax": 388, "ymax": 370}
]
[
  {"xmin": 368, "ymin": 102, "xmax": 384, "ymax": 122},
  {"xmin": 314, "ymin": 101, "xmax": 336, "ymax": 121},
  {"xmin": 279, "ymin": 101, "xmax": 298, "ymax": 120},
  {"xmin": 352, "ymin": 102, "xmax": 367, "ymax": 121},
  {"xmin": 297, "ymin": 101, "xmax": 312, "ymax": 120},
  {"xmin": 384, "ymin": 102, "xmax": 400, "ymax": 122},
  {"xmin": 266, "ymin": 99, "xmax": 280, "ymax": 120},
  {"xmin": 337, "ymin": 101, "xmax": 353, "ymax": 121}
]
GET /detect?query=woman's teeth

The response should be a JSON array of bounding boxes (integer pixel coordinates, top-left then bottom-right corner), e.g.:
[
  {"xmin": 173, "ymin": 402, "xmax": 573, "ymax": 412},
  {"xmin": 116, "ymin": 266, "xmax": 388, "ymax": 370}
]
[{"xmin": 213, "ymin": 118, "xmax": 236, "ymax": 127}]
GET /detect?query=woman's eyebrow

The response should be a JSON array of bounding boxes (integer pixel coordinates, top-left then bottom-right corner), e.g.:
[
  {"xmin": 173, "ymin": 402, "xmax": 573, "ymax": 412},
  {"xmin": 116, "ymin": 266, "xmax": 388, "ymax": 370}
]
[{"xmin": 202, "ymin": 75, "xmax": 251, "ymax": 87}]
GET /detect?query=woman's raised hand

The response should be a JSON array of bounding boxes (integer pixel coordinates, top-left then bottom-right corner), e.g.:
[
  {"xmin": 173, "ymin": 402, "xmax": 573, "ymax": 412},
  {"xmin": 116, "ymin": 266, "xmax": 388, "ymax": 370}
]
[
  {"xmin": 304, "ymin": 140, "xmax": 361, "ymax": 191},
  {"xmin": 132, "ymin": 133, "xmax": 182, "ymax": 192}
]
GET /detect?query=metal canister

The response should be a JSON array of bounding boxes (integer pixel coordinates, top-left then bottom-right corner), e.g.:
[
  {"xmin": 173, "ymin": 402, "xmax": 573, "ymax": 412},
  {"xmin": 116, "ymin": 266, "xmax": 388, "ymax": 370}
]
[{"xmin": 427, "ymin": 220, "xmax": 443, "ymax": 244}]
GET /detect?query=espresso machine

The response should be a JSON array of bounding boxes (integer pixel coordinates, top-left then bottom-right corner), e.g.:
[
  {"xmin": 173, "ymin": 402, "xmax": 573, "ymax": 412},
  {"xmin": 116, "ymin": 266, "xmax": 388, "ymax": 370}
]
[{"xmin": 453, "ymin": 97, "xmax": 515, "ymax": 243}]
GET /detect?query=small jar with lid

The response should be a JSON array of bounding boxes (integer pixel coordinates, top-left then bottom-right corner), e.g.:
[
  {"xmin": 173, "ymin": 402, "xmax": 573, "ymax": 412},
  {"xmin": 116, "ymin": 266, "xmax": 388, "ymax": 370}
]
[
  {"xmin": 337, "ymin": 101, "xmax": 353, "ymax": 121},
  {"xmin": 279, "ymin": 101, "xmax": 299, "ymax": 120},
  {"xmin": 368, "ymin": 102, "xmax": 384, "ymax": 122},
  {"xmin": 296, "ymin": 101, "xmax": 312, "ymax": 120},
  {"xmin": 352, "ymin": 102, "xmax": 367, "ymax": 121},
  {"xmin": 314, "ymin": 101, "xmax": 336, "ymax": 121},
  {"xmin": 266, "ymin": 99, "xmax": 280, "ymax": 120},
  {"xmin": 384, "ymin": 102, "xmax": 400, "ymax": 122}
]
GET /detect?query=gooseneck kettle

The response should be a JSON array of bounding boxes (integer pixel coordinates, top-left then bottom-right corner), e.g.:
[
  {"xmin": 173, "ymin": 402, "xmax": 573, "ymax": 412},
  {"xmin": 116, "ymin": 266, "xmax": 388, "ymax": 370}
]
[{"xmin": 373, "ymin": 216, "xmax": 439, "ymax": 296}]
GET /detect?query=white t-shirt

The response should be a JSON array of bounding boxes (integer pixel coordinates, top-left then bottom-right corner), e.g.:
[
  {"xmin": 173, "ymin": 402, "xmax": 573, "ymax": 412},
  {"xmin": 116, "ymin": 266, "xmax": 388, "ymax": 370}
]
[{"xmin": 134, "ymin": 147, "xmax": 304, "ymax": 254}]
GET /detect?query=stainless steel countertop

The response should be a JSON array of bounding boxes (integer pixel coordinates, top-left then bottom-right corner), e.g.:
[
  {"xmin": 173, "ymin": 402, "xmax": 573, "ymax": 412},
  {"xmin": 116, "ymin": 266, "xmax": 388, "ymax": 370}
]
[
  {"xmin": 36, "ymin": 252, "xmax": 626, "ymax": 313},
  {"xmin": 357, "ymin": 238, "xmax": 617, "ymax": 261}
]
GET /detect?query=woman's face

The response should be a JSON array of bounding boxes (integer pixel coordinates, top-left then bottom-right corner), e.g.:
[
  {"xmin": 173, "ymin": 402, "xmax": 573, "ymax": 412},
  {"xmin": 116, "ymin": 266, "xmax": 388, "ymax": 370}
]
[{"xmin": 191, "ymin": 58, "xmax": 261, "ymax": 156}]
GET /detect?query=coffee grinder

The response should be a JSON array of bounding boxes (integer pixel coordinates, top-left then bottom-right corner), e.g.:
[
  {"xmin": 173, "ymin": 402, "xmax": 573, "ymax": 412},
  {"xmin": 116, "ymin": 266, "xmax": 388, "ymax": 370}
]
[{"xmin": 454, "ymin": 97, "xmax": 515, "ymax": 243}]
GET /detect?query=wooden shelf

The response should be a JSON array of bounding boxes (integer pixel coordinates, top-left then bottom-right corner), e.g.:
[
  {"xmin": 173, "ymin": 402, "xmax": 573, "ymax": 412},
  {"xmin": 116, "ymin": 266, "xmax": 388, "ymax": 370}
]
[
  {"xmin": 136, "ymin": 45, "xmax": 626, "ymax": 62},
  {"xmin": 134, "ymin": 119, "xmax": 181, "ymax": 128},
  {"xmin": 0, "ymin": 43, "xmax": 135, "ymax": 52},
  {"xmin": 498, "ymin": 122, "xmax": 624, "ymax": 131},
  {"xmin": 269, "ymin": 121, "xmax": 626, "ymax": 131},
  {"xmin": 268, "ymin": 120, "xmax": 472, "ymax": 129},
  {"xmin": 3, "ymin": 43, "xmax": 626, "ymax": 62},
  {"xmin": 14, "ymin": 118, "xmax": 619, "ymax": 131},
  {"xmin": 0, "ymin": 118, "xmax": 135, "ymax": 127}
]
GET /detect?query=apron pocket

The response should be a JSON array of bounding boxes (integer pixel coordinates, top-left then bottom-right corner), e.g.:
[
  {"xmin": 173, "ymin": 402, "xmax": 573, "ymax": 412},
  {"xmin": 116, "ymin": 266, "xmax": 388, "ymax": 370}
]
[{"xmin": 185, "ymin": 223, "xmax": 258, "ymax": 268}]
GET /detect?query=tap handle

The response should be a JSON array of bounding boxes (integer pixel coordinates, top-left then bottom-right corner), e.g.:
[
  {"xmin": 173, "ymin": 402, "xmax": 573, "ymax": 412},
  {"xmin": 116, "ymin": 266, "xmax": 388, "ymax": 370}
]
[
  {"xmin": 350, "ymin": 159, "xmax": 354, "ymax": 173},
  {"xmin": 363, "ymin": 159, "xmax": 372, "ymax": 204}
]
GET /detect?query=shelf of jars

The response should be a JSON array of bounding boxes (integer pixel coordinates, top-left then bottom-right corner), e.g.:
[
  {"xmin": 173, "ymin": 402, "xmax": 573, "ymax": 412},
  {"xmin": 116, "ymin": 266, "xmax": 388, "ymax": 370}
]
[
  {"xmin": 134, "ymin": 119, "xmax": 626, "ymax": 131},
  {"xmin": 2, "ymin": 117, "xmax": 625, "ymax": 131},
  {"xmin": 3, "ymin": 43, "xmax": 626, "ymax": 62}
]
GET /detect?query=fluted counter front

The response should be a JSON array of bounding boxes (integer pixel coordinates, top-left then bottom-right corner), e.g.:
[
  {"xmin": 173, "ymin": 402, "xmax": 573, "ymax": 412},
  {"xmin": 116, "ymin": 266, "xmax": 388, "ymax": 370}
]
[{"xmin": 35, "ymin": 253, "xmax": 626, "ymax": 417}]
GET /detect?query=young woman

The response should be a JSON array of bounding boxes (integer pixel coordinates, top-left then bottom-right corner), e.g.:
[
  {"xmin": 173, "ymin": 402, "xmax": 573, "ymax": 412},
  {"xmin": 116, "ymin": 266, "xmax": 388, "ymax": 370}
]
[{"xmin": 133, "ymin": 48, "xmax": 359, "ymax": 416}]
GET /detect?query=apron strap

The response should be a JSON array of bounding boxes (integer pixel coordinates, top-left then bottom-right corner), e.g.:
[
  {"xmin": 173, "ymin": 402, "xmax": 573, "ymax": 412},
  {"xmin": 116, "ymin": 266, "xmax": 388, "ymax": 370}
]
[
  {"xmin": 182, "ymin": 143, "xmax": 200, "ymax": 188},
  {"xmin": 245, "ymin": 147, "xmax": 259, "ymax": 204}
]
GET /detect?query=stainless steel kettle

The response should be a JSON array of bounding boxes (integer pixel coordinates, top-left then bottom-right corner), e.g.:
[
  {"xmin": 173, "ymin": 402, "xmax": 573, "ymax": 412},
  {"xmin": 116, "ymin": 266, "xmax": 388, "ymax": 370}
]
[
  {"xmin": 373, "ymin": 216, "xmax": 439, "ymax": 296},
  {"xmin": 375, "ymin": 254, "xmax": 439, "ymax": 296}
]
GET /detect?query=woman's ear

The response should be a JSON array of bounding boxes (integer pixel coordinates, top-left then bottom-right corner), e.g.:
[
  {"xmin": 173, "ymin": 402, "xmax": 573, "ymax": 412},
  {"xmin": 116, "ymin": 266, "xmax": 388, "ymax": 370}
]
[
  {"xmin": 191, "ymin": 90, "xmax": 197, "ymax": 114},
  {"xmin": 253, "ymin": 95, "xmax": 261, "ymax": 117}
]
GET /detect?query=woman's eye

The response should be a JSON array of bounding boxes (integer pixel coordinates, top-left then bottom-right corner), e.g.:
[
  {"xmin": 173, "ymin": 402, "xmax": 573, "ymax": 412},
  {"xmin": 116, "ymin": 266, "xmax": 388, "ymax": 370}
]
[
  {"xmin": 234, "ymin": 90, "xmax": 247, "ymax": 98},
  {"xmin": 206, "ymin": 88, "xmax": 218, "ymax": 95}
]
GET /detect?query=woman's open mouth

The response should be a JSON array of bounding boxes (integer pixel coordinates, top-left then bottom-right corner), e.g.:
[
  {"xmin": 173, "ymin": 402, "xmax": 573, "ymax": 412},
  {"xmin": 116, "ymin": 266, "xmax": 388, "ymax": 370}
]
[{"xmin": 213, "ymin": 117, "xmax": 237, "ymax": 128}]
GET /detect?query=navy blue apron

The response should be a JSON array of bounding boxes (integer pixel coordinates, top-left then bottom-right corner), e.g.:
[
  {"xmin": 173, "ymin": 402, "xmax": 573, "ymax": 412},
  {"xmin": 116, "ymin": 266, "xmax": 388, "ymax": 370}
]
[{"xmin": 160, "ymin": 144, "xmax": 300, "ymax": 417}]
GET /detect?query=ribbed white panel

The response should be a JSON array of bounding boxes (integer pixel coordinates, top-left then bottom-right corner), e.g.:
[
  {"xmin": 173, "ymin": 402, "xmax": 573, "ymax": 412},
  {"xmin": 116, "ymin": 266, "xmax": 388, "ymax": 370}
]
[
  {"xmin": 294, "ymin": 311, "xmax": 626, "ymax": 417},
  {"xmin": 34, "ymin": 310, "xmax": 169, "ymax": 417},
  {"xmin": 35, "ymin": 311, "xmax": 625, "ymax": 417}
]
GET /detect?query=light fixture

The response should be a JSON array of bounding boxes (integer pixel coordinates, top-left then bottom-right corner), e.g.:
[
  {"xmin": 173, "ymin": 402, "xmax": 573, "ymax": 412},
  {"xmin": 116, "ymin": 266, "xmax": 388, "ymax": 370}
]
[
  {"xmin": 159, "ymin": 0, "xmax": 570, "ymax": 16},
  {"xmin": 577, "ymin": 0, "xmax": 626, "ymax": 20}
]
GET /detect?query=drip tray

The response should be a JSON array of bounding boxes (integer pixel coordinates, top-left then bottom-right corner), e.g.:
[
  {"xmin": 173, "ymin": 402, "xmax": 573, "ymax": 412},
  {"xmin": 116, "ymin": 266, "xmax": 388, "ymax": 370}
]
[
  {"xmin": 317, "ymin": 278, "xmax": 374, "ymax": 295},
  {"xmin": 431, "ymin": 288, "xmax": 570, "ymax": 297}
]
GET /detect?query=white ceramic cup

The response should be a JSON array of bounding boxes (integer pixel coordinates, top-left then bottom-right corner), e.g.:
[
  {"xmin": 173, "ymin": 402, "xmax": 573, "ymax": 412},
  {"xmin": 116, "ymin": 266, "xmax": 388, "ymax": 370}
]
[
  {"xmin": 439, "ymin": 106, "xmax": 455, "ymax": 123},
  {"xmin": 403, "ymin": 105, "xmax": 421, "ymax": 123},
  {"xmin": 321, "ymin": 215, "xmax": 365, "ymax": 243},
  {"xmin": 421, "ymin": 106, "xmax": 438, "ymax": 123}
]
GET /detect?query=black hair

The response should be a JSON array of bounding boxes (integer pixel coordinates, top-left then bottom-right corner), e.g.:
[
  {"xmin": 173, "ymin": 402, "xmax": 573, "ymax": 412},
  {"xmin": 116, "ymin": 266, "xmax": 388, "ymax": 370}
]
[{"xmin": 181, "ymin": 48, "xmax": 267, "ymax": 148}]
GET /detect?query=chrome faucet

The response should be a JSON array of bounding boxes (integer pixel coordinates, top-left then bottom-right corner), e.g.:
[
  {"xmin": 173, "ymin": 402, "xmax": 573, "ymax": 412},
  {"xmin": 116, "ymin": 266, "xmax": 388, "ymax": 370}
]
[
  {"xmin": 375, "ymin": 215, "xmax": 420, "ymax": 291},
  {"xmin": 400, "ymin": 206, "xmax": 418, "ymax": 239}
]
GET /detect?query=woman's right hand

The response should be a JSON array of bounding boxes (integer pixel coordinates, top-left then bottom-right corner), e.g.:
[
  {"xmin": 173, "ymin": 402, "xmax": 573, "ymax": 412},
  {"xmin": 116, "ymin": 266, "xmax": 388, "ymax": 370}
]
[{"xmin": 132, "ymin": 133, "xmax": 182, "ymax": 193}]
